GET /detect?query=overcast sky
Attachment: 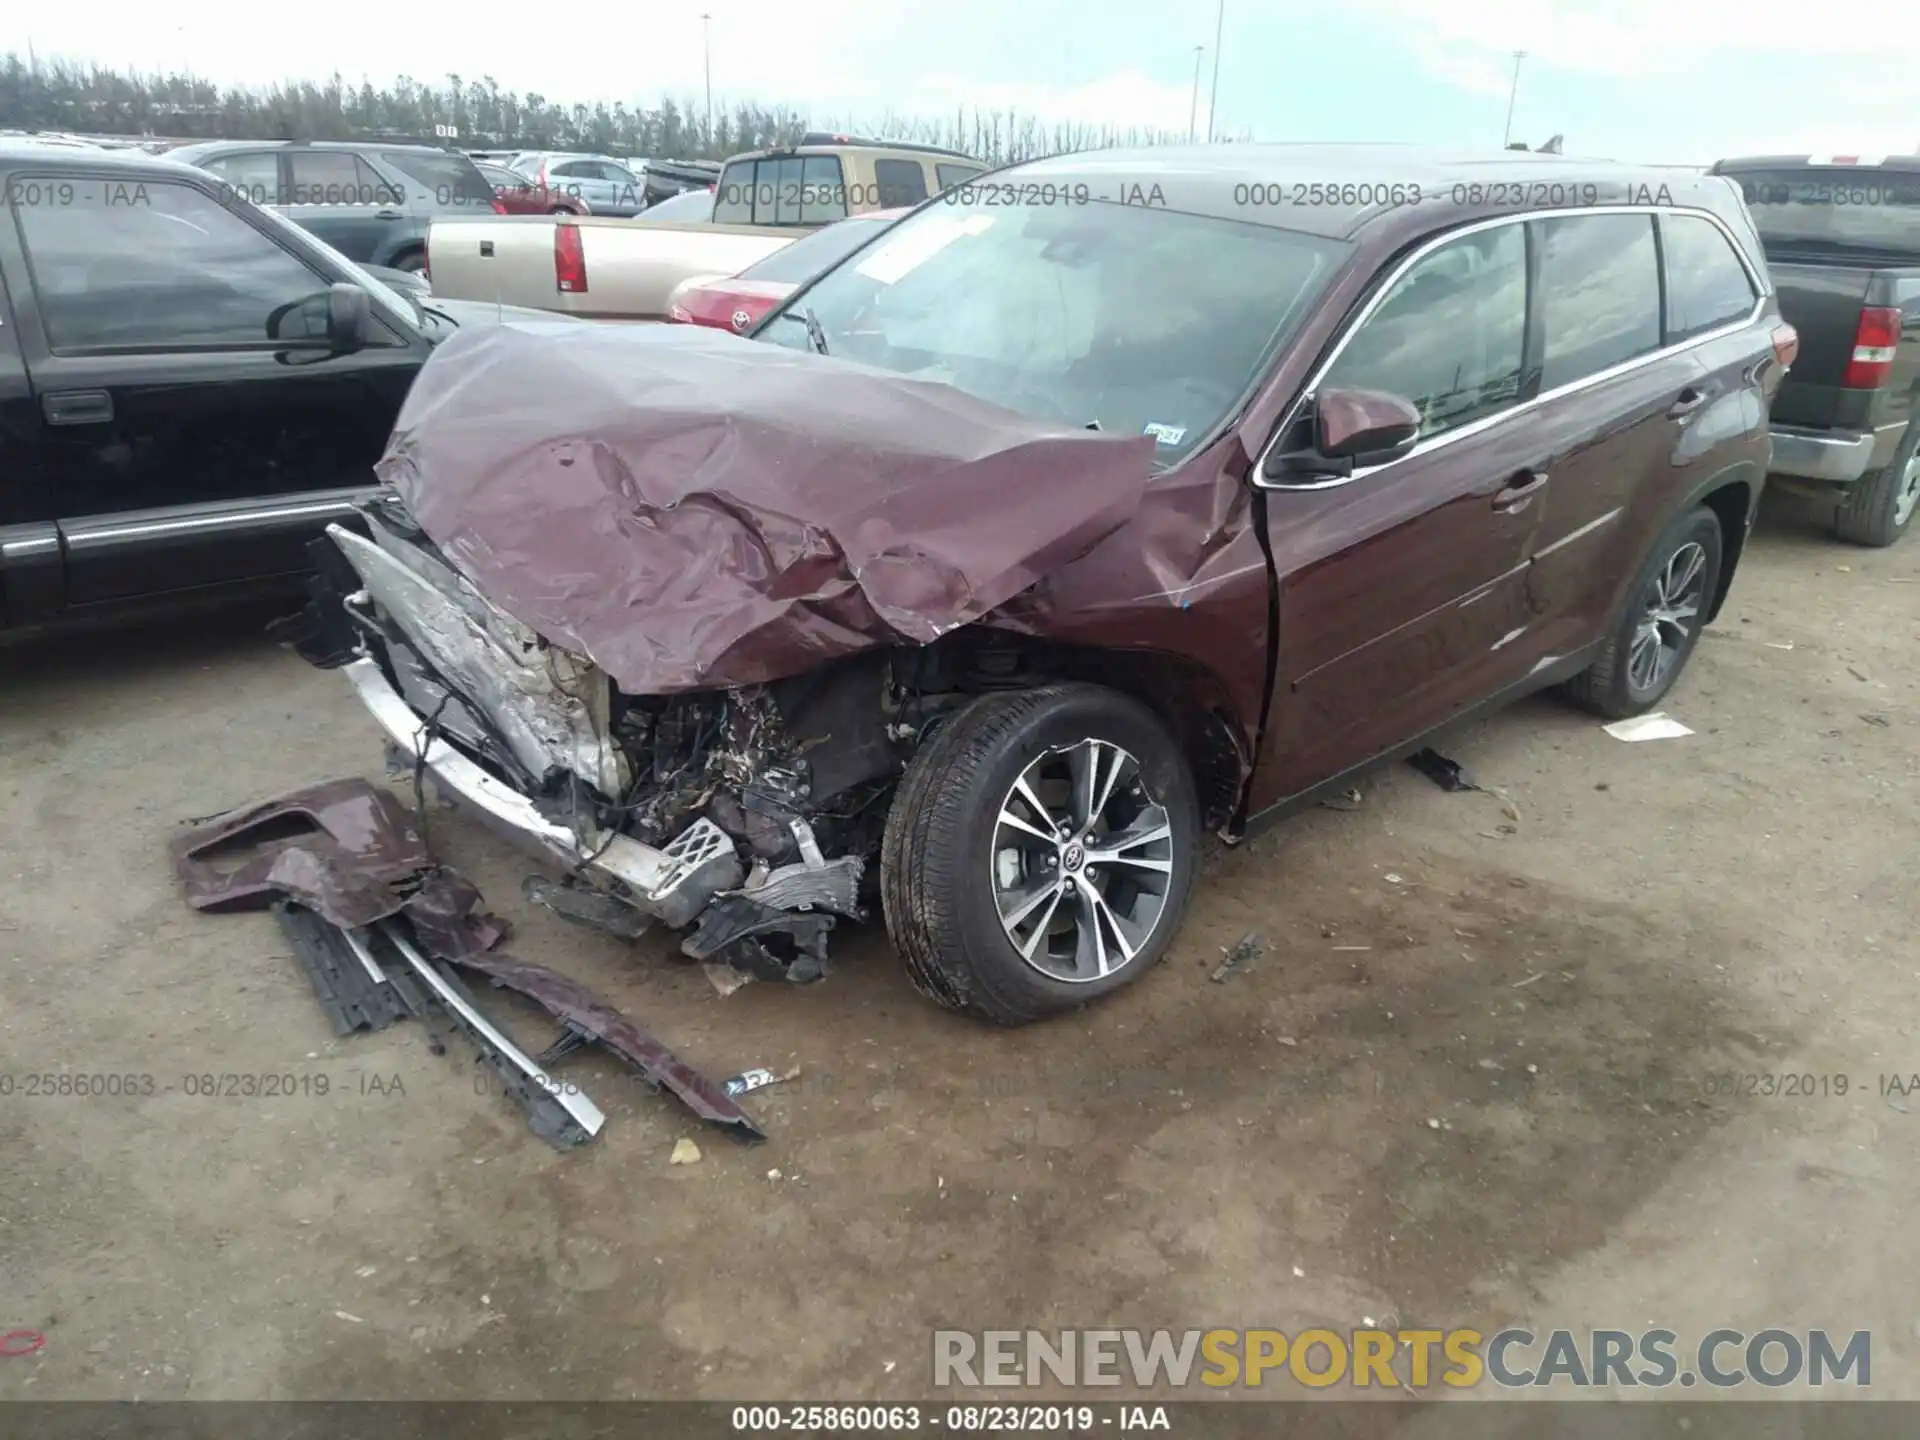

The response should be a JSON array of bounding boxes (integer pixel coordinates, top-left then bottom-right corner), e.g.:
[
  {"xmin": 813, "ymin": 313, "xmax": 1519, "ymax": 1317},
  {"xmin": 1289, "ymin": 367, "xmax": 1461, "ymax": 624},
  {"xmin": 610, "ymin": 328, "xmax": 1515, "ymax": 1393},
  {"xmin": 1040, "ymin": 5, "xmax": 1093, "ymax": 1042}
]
[{"xmin": 15, "ymin": 0, "xmax": 1919, "ymax": 163}]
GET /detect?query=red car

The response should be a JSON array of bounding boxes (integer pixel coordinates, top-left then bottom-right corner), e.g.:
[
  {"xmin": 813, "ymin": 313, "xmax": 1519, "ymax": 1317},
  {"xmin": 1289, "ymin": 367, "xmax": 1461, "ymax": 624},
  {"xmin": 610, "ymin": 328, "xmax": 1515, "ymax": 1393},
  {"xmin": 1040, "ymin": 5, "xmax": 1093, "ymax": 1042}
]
[
  {"xmin": 475, "ymin": 161, "xmax": 588, "ymax": 216},
  {"xmin": 666, "ymin": 208, "xmax": 909, "ymax": 333}
]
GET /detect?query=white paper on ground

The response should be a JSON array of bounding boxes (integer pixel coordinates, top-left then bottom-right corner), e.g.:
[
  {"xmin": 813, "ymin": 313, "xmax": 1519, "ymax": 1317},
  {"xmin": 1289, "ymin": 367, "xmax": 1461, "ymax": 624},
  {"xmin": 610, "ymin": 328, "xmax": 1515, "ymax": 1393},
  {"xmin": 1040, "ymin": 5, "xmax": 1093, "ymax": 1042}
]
[{"xmin": 1602, "ymin": 713, "xmax": 1694, "ymax": 742}]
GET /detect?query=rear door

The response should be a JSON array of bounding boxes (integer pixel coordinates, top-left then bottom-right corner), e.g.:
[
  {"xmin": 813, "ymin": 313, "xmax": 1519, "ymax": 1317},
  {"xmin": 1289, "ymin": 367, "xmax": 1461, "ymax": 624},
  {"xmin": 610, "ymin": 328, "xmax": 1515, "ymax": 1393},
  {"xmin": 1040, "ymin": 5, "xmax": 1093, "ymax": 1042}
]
[
  {"xmin": 283, "ymin": 149, "xmax": 407, "ymax": 263},
  {"xmin": 5, "ymin": 170, "xmax": 424, "ymax": 607},
  {"xmin": 1258, "ymin": 218, "xmax": 1550, "ymax": 799},
  {"xmin": 1518, "ymin": 211, "xmax": 1713, "ymax": 644}
]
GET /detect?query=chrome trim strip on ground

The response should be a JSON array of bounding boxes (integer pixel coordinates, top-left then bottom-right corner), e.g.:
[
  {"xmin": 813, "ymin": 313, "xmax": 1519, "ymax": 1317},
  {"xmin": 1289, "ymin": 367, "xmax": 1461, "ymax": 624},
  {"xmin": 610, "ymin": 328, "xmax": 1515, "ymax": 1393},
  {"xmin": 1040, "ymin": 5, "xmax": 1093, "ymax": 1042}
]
[
  {"xmin": 341, "ymin": 655, "xmax": 675, "ymax": 896},
  {"xmin": 1255, "ymin": 205, "xmax": 1768, "ymax": 492},
  {"xmin": 375, "ymin": 920, "xmax": 606, "ymax": 1139}
]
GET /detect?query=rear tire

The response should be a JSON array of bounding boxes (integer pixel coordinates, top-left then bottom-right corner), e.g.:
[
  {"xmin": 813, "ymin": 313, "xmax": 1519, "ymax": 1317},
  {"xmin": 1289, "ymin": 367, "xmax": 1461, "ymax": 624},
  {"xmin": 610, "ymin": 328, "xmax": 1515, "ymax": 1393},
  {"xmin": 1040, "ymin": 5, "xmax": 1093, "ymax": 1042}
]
[
  {"xmin": 1833, "ymin": 424, "xmax": 1920, "ymax": 547},
  {"xmin": 1564, "ymin": 505, "xmax": 1723, "ymax": 720},
  {"xmin": 880, "ymin": 684, "xmax": 1201, "ymax": 1026}
]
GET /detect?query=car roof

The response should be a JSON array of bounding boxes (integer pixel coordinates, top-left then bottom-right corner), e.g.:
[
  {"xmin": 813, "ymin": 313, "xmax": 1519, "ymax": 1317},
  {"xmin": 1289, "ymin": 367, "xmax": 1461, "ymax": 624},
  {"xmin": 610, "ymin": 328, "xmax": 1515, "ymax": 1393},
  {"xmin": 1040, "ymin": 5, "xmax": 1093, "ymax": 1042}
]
[
  {"xmin": 0, "ymin": 141, "xmax": 201, "ymax": 175},
  {"xmin": 1713, "ymin": 154, "xmax": 1920, "ymax": 171},
  {"xmin": 170, "ymin": 139, "xmax": 454, "ymax": 158},
  {"xmin": 999, "ymin": 142, "xmax": 1747, "ymax": 242}
]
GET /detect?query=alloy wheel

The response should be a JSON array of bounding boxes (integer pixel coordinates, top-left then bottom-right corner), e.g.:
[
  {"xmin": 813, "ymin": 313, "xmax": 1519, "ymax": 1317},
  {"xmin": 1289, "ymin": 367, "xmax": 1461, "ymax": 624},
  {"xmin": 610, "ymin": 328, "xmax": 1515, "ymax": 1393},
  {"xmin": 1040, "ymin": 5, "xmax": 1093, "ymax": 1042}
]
[
  {"xmin": 989, "ymin": 740, "xmax": 1175, "ymax": 983},
  {"xmin": 1628, "ymin": 540, "xmax": 1707, "ymax": 694},
  {"xmin": 1896, "ymin": 450, "xmax": 1920, "ymax": 530}
]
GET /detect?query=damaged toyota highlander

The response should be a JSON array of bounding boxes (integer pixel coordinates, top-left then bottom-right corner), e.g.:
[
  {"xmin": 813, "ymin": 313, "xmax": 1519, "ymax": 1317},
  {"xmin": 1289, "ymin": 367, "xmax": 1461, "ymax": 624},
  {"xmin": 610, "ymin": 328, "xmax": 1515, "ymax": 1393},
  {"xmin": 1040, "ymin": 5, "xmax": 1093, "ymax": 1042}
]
[{"xmin": 283, "ymin": 145, "xmax": 1789, "ymax": 1024}]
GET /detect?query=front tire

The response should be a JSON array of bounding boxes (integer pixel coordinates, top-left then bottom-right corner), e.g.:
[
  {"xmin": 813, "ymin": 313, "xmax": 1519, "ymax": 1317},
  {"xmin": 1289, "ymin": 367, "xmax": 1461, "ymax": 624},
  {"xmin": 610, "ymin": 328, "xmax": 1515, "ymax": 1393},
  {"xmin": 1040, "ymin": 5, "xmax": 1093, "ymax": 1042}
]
[
  {"xmin": 880, "ymin": 684, "xmax": 1201, "ymax": 1026},
  {"xmin": 1564, "ymin": 505, "xmax": 1723, "ymax": 720}
]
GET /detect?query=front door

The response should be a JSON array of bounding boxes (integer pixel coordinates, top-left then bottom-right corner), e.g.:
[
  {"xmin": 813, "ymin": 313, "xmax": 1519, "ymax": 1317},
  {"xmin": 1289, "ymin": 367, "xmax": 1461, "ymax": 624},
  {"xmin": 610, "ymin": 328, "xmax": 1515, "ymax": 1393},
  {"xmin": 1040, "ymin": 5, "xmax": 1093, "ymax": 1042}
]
[
  {"xmin": 1256, "ymin": 217, "xmax": 1555, "ymax": 803},
  {"xmin": 6, "ymin": 171, "xmax": 421, "ymax": 608}
]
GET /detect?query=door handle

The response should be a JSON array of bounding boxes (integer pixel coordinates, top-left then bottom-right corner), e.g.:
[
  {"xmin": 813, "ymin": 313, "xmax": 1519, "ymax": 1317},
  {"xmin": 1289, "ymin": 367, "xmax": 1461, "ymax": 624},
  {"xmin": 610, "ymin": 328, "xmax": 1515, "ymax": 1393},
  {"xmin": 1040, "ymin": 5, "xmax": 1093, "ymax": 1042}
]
[
  {"xmin": 375, "ymin": 208, "xmax": 403, "ymax": 220},
  {"xmin": 1492, "ymin": 468, "xmax": 1548, "ymax": 512},
  {"xmin": 42, "ymin": 389, "xmax": 113, "ymax": 426},
  {"xmin": 1667, "ymin": 386, "xmax": 1709, "ymax": 419}
]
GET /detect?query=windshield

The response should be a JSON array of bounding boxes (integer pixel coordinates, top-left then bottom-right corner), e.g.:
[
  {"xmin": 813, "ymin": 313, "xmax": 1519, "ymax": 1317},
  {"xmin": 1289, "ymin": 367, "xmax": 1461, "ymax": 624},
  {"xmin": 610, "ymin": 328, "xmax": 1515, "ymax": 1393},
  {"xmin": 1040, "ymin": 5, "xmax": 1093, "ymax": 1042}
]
[
  {"xmin": 738, "ymin": 215, "xmax": 893, "ymax": 284},
  {"xmin": 756, "ymin": 196, "xmax": 1345, "ymax": 463},
  {"xmin": 1723, "ymin": 167, "xmax": 1920, "ymax": 260}
]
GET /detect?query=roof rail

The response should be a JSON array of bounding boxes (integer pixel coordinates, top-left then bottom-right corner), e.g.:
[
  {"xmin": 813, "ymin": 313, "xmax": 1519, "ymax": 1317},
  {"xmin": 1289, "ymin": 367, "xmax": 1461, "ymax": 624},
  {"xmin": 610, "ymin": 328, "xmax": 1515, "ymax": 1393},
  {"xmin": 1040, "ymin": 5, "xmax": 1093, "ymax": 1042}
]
[{"xmin": 795, "ymin": 130, "xmax": 975, "ymax": 160}]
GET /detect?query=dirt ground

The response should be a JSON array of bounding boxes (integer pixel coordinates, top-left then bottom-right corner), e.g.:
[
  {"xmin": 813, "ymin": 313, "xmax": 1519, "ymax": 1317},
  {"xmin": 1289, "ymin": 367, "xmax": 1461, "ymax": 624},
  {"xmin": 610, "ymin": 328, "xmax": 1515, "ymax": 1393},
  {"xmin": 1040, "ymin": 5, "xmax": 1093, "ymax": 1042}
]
[{"xmin": 2, "ymin": 492, "xmax": 1916, "ymax": 1412}]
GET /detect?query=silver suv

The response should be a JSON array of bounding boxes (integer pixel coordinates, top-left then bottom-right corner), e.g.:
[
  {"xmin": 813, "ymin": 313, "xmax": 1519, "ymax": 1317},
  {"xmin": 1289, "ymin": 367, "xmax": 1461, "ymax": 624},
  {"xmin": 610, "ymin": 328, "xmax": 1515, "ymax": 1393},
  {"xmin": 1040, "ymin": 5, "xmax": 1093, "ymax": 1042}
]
[{"xmin": 507, "ymin": 152, "xmax": 646, "ymax": 217}]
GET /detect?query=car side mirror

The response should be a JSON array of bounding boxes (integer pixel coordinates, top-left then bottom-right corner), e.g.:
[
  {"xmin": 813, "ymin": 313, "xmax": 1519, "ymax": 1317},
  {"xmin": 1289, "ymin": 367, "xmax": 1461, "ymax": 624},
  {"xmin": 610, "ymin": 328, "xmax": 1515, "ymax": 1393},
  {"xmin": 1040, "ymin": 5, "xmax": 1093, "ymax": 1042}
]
[
  {"xmin": 326, "ymin": 283, "xmax": 369, "ymax": 351},
  {"xmin": 1263, "ymin": 387, "xmax": 1422, "ymax": 482}
]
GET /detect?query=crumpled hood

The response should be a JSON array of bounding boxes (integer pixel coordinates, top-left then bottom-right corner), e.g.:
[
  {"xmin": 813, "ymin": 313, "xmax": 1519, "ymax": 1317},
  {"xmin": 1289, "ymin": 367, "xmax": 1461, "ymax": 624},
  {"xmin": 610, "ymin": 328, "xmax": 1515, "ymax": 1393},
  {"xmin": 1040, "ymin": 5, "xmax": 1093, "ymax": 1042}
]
[{"xmin": 374, "ymin": 320, "xmax": 1156, "ymax": 694}]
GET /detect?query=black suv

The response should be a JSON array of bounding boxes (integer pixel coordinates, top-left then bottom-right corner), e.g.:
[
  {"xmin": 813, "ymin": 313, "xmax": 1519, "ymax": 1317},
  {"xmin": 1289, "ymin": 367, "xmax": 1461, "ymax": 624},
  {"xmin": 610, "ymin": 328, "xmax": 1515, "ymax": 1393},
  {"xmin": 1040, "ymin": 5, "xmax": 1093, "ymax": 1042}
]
[
  {"xmin": 168, "ymin": 140, "xmax": 500, "ymax": 275},
  {"xmin": 0, "ymin": 142, "xmax": 564, "ymax": 634}
]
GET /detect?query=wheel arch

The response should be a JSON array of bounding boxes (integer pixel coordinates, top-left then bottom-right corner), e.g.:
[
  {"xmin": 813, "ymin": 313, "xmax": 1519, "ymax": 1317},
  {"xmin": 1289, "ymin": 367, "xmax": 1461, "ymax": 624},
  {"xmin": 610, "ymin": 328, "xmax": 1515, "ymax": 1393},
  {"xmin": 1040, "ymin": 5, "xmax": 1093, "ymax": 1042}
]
[
  {"xmin": 927, "ymin": 631, "xmax": 1254, "ymax": 836},
  {"xmin": 1692, "ymin": 463, "xmax": 1761, "ymax": 624}
]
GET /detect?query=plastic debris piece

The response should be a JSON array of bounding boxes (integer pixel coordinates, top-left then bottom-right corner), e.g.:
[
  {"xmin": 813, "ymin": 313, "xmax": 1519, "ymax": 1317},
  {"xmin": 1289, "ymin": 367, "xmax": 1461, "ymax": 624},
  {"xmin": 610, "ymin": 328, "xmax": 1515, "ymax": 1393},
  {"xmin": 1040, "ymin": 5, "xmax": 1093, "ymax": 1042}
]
[
  {"xmin": 1209, "ymin": 931, "xmax": 1264, "ymax": 983},
  {"xmin": 669, "ymin": 1137, "xmax": 703, "ymax": 1166},
  {"xmin": 1602, "ymin": 713, "xmax": 1693, "ymax": 742},
  {"xmin": 723, "ymin": 1066, "xmax": 800, "ymax": 1098}
]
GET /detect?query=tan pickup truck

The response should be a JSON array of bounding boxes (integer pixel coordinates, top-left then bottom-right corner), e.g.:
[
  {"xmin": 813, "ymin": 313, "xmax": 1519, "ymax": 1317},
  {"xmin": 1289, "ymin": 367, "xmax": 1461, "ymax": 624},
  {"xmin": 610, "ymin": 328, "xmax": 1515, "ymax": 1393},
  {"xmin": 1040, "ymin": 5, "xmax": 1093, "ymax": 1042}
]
[{"xmin": 426, "ymin": 134, "xmax": 986, "ymax": 321}]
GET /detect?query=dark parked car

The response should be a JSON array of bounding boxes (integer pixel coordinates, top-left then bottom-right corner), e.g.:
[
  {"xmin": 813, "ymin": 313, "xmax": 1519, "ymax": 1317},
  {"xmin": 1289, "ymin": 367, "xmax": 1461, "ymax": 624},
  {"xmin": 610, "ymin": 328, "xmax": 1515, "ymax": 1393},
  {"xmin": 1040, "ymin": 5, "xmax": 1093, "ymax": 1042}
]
[
  {"xmin": 169, "ymin": 140, "xmax": 502, "ymax": 274},
  {"xmin": 290, "ymin": 146, "xmax": 1788, "ymax": 1024},
  {"xmin": 0, "ymin": 143, "xmax": 568, "ymax": 634},
  {"xmin": 1711, "ymin": 154, "xmax": 1920, "ymax": 545}
]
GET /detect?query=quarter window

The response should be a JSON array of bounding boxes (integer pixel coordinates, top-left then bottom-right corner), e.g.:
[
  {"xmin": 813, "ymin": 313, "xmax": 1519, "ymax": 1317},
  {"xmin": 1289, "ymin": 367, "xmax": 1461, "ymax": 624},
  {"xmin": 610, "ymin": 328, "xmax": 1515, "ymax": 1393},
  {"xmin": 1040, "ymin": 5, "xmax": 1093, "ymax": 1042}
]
[
  {"xmin": 1534, "ymin": 214, "xmax": 1661, "ymax": 390},
  {"xmin": 937, "ymin": 163, "xmax": 983, "ymax": 191},
  {"xmin": 13, "ymin": 178, "xmax": 330, "ymax": 352},
  {"xmin": 1321, "ymin": 222, "xmax": 1527, "ymax": 440},
  {"xmin": 873, "ymin": 158, "xmax": 929, "ymax": 208},
  {"xmin": 1662, "ymin": 213, "xmax": 1758, "ymax": 341}
]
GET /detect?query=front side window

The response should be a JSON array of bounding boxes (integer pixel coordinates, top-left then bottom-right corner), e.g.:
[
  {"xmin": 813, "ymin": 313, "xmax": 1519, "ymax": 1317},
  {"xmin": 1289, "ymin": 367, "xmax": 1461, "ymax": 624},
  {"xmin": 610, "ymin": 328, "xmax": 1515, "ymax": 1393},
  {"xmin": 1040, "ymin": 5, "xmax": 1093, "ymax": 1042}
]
[
  {"xmin": 1535, "ymin": 213, "xmax": 1661, "ymax": 390},
  {"xmin": 937, "ymin": 163, "xmax": 984, "ymax": 191},
  {"xmin": 873, "ymin": 158, "xmax": 929, "ymax": 208},
  {"xmin": 13, "ymin": 177, "xmax": 331, "ymax": 351},
  {"xmin": 1321, "ymin": 222, "xmax": 1527, "ymax": 440},
  {"xmin": 1662, "ymin": 213, "xmax": 1758, "ymax": 341},
  {"xmin": 758, "ymin": 198, "xmax": 1346, "ymax": 463}
]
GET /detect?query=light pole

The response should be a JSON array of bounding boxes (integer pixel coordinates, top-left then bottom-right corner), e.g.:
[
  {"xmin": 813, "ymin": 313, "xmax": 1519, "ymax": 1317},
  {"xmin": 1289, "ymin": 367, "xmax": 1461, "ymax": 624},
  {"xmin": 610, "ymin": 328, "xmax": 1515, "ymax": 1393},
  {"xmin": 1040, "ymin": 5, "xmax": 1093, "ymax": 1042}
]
[
  {"xmin": 701, "ymin": 13, "xmax": 713, "ymax": 142},
  {"xmin": 1502, "ymin": 50, "xmax": 1526, "ymax": 148},
  {"xmin": 1205, "ymin": 0, "xmax": 1224, "ymax": 141},
  {"xmin": 1188, "ymin": 45, "xmax": 1204, "ymax": 142}
]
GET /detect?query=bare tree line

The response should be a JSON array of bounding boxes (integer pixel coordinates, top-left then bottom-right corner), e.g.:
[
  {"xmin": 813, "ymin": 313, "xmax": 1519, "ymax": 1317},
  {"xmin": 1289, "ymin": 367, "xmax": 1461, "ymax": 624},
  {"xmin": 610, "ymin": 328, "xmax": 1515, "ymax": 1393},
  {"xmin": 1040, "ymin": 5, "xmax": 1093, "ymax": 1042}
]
[{"xmin": 0, "ymin": 55, "xmax": 1246, "ymax": 162}]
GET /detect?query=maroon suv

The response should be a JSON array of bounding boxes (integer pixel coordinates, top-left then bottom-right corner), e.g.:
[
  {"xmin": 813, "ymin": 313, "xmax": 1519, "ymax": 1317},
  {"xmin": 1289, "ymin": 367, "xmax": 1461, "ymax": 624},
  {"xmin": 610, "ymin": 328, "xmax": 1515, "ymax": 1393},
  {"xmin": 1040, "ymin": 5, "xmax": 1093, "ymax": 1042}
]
[{"xmin": 296, "ymin": 146, "xmax": 1791, "ymax": 1025}]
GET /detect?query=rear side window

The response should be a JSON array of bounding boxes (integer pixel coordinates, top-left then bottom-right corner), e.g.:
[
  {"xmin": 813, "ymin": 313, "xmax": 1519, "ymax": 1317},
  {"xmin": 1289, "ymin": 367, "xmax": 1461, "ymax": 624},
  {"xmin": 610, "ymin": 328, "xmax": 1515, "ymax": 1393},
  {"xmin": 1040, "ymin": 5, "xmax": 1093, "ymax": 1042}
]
[
  {"xmin": 1727, "ymin": 167, "xmax": 1920, "ymax": 260},
  {"xmin": 873, "ymin": 159, "xmax": 928, "ymax": 208},
  {"xmin": 287, "ymin": 150, "xmax": 394, "ymax": 206},
  {"xmin": 379, "ymin": 150, "xmax": 495, "ymax": 210},
  {"xmin": 12, "ymin": 177, "xmax": 327, "ymax": 352},
  {"xmin": 937, "ymin": 163, "xmax": 983, "ymax": 191},
  {"xmin": 198, "ymin": 150, "xmax": 280, "ymax": 204},
  {"xmin": 1534, "ymin": 214, "xmax": 1661, "ymax": 390},
  {"xmin": 714, "ymin": 156, "xmax": 848, "ymax": 224},
  {"xmin": 1661, "ymin": 214, "xmax": 1758, "ymax": 341},
  {"xmin": 1322, "ymin": 222, "xmax": 1526, "ymax": 440}
]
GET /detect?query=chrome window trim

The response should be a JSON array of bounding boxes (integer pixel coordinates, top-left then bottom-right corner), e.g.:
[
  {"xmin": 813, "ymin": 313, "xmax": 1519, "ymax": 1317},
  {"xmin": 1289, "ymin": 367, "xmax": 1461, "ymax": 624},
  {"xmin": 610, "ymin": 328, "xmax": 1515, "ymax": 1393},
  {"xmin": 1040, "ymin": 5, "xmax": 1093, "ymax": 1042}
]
[{"xmin": 1255, "ymin": 204, "xmax": 1769, "ymax": 492}]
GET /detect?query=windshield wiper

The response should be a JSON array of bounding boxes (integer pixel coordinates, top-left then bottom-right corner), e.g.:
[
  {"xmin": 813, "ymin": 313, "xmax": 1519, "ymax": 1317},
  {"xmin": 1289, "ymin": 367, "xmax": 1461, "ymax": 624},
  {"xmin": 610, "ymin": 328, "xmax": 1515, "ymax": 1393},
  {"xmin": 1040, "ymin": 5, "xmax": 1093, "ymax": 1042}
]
[{"xmin": 779, "ymin": 305, "xmax": 829, "ymax": 356}]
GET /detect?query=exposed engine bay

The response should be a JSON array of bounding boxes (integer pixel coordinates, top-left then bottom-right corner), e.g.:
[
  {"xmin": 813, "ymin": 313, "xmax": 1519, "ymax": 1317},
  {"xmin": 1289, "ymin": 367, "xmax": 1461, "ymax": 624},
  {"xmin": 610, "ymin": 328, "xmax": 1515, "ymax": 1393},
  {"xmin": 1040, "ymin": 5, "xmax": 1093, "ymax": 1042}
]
[{"xmin": 288, "ymin": 494, "xmax": 1055, "ymax": 984}]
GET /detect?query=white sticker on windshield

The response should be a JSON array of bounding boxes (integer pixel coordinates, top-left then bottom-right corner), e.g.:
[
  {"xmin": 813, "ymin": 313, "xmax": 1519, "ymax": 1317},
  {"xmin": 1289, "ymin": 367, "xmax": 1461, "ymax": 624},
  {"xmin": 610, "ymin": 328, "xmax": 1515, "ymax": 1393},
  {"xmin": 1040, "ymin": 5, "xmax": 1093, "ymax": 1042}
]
[
  {"xmin": 1143, "ymin": 423, "xmax": 1188, "ymax": 447},
  {"xmin": 854, "ymin": 213, "xmax": 996, "ymax": 285}
]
